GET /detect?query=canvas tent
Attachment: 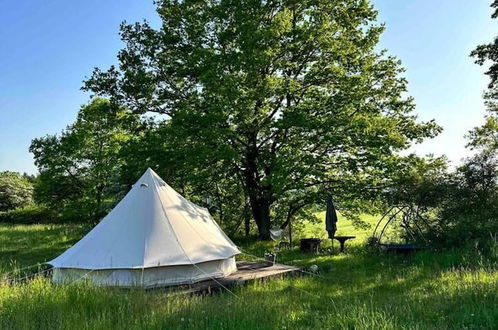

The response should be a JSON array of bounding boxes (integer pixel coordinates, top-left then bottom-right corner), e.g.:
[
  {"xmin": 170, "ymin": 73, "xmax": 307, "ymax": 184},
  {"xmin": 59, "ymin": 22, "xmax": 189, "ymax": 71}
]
[{"xmin": 48, "ymin": 168, "xmax": 240, "ymax": 288}]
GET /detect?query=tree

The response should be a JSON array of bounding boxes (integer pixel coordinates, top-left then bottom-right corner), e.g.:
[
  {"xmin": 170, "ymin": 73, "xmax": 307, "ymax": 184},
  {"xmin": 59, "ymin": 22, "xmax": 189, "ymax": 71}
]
[
  {"xmin": 0, "ymin": 171, "xmax": 33, "ymax": 211},
  {"xmin": 84, "ymin": 0, "xmax": 440, "ymax": 238},
  {"xmin": 471, "ymin": 0, "xmax": 498, "ymax": 93},
  {"xmin": 423, "ymin": 0, "xmax": 498, "ymax": 250},
  {"xmin": 30, "ymin": 98, "xmax": 141, "ymax": 221},
  {"xmin": 385, "ymin": 155, "xmax": 449, "ymax": 210},
  {"xmin": 470, "ymin": 1, "xmax": 498, "ymax": 154},
  {"xmin": 427, "ymin": 153, "xmax": 498, "ymax": 250},
  {"xmin": 118, "ymin": 121, "xmax": 251, "ymax": 235}
]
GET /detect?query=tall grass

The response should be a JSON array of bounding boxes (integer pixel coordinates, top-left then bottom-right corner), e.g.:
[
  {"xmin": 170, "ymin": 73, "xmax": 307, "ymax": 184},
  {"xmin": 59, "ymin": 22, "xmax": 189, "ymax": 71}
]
[{"xmin": 0, "ymin": 223, "xmax": 497, "ymax": 329}]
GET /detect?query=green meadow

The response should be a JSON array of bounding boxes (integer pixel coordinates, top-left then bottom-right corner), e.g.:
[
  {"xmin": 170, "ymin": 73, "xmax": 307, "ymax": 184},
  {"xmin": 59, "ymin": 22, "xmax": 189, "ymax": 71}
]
[
  {"xmin": 3, "ymin": 0, "xmax": 498, "ymax": 329},
  {"xmin": 298, "ymin": 212, "xmax": 379, "ymax": 242},
  {"xmin": 0, "ymin": 220, "xmax": 497, "ymax": 329}
]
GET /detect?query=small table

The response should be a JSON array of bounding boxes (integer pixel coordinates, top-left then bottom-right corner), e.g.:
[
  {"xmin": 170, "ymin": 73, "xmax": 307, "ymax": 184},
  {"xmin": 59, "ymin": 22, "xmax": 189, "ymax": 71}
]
[{"xmin": 333, "ymin": 236, "xmax": 356, "ymax": 252}]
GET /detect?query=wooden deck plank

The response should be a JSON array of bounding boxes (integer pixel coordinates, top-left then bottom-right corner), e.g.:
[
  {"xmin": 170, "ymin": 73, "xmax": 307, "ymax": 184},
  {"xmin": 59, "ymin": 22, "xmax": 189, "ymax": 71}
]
[
  {"xmin": 164, "ymin": 261, "xmax": 300, "ymax": 294},
  {"xmin": 223, "ymin": 261, "xmax": 299, "ymax": 282}
]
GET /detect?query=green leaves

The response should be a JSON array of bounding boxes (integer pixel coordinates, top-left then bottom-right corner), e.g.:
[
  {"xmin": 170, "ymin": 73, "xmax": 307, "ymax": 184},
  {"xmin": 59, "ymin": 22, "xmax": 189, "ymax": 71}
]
[
  {"xmin": 82, "ymin": 0, "xmax": 440, "ymax": 237},
  {"xmin": 469, "ymin": 2, "xmax": 498, "ymax": 154},
  {"xmin": 0, "ymin": 172, "xmax": 33, "ymax": 212},
  {"xmin": 30, "ymin": 99, "xmax": 141, "ymax": 222}
]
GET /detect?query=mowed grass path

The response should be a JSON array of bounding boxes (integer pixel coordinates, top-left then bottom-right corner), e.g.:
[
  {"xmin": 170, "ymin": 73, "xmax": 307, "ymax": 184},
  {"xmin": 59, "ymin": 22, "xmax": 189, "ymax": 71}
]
[{"xmin": 0, "ymin": 221, "xmax": 497, "ymax": 329}]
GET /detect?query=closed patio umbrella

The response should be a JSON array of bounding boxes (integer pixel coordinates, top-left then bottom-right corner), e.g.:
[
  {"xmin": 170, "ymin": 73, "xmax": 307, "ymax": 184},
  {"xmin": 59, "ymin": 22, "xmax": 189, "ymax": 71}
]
[{"xmin": 325, "ymin": 196, "xmax": 338, "ymax": 239}]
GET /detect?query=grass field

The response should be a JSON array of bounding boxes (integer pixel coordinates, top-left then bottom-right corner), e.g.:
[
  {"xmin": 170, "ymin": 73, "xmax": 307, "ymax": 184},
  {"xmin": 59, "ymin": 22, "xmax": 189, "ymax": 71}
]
[
  {"xmin": 0, "ymin": 220, "xmax": 497, "ymax": 329},
  {"xmin": 298, "ymin": 212, "xmax": 379, "ymax": 242}
]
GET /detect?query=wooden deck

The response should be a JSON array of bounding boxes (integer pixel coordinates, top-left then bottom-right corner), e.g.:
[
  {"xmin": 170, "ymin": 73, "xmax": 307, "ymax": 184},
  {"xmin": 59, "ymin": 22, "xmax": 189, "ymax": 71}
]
[
  {"xmin": 224, "ymin": 261, "xmax": 300, "ymax": 283},
  {"xmin": 165, "ymin": 261, "xmax": 300, "ymax": 295}
]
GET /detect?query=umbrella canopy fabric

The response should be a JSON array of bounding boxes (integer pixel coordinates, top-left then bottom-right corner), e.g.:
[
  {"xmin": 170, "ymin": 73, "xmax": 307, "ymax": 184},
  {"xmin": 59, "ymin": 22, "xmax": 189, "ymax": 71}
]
[{"xmin": 325, "ymin": 196, "xmax": 338, "ymax": 239}]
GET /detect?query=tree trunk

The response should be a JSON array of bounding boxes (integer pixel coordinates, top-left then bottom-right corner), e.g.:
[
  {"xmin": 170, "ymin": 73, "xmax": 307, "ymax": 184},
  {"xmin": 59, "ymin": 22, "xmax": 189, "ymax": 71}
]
[
  {"xmin": 250, "ymin": 197, "xmax": 271, "ymax": 239},
  {"xmin": 280, "ymin": 203, "xmax": 307, "ymax": 244},
  {"xmin": 244, "ymin": 201, "xmax": 251, "ymax": 237},
  {"xmin": 242, "ymin": 131, "xmax": 273, "ymax": 239},
  {"xmin": 94, "ymin": 184, "xmax": 104, "ymax": 222}
]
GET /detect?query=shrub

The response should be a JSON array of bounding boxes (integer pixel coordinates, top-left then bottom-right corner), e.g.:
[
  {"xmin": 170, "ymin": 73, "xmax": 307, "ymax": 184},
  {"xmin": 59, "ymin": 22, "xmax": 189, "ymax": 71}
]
[
  {"xmin": 54, "ymin": 198, "xmax": 115, "ymax": 224},
  {"xmin": 384, "ymin": 153, "xmax": 498, "ymax": 253},
  {"xmin": 424, "ymin": 153, "xmax": 498, "ymax": 253},
  {"xmin": 0, "ymin": 205, "xmax": 55, "ymax": 224},
  {"xmin": 0, "ymin": 171, "xmax": 33, "ymax": 211}
]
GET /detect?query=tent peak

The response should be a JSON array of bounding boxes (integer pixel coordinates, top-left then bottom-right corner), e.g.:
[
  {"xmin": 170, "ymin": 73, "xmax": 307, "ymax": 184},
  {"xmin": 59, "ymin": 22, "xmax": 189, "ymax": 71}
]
[{"xmin": 141, "ymin": 168, "xmax": 166, "ymax": 187}]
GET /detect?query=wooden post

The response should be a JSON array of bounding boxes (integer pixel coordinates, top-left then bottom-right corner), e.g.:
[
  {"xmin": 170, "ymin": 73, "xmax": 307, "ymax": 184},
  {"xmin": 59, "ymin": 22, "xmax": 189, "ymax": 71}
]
[{"xmin": 289, "ymin": 218, "xmax": 292, "ymax": 246}]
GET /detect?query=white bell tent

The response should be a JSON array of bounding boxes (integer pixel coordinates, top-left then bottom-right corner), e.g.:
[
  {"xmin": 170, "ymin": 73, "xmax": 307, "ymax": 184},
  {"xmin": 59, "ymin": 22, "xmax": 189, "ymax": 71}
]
[{"xmin": 49, "ymin": 168, "xmax": 240, "ymax": 288}]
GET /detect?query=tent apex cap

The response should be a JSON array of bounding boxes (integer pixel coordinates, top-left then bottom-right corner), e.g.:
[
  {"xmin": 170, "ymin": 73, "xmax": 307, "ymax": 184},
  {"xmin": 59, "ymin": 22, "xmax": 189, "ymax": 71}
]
[{"xmin": 145, "ymin": 167, "xmax": 157, "ymax": 174}]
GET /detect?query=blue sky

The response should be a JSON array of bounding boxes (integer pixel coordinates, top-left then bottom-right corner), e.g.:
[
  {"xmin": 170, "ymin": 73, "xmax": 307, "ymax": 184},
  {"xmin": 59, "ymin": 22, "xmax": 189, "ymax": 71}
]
[{"xmin": 0, "ymin": 0, "xmax": 497, "ymax": 174}]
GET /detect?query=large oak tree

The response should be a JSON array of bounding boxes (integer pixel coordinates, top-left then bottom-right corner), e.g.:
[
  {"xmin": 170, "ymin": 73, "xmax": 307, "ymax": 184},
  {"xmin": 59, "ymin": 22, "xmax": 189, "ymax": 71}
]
[{"xmin": 84, "ymin": 0, "xmax": 439, "ymax": 238}]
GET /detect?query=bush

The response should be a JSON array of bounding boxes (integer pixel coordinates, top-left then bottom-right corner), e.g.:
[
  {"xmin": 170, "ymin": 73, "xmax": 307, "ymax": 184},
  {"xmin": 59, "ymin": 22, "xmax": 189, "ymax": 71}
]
[
  {"xmin": 0, "ymin": 205, "xmax": 55, "ymax": 224},
  {"xmin": 0, "ymin": 171, "xmax": 33, "ymax": 211},
  {"xmin": 425, "ymin": 153, "xmax": 498, "ymax": 253},
  {"xmin": 54, "ymin": 198, "xmax": 114, "ymax": 224},
  {"xmin": 385, "ymin": 153, "xmax": 498, "ymax": 253}
]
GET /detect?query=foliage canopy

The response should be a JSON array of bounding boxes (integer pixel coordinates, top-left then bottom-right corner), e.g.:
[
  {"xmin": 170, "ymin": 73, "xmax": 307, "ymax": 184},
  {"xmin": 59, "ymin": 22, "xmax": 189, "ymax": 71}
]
[
  {"xmin": 30, "ymin": 98, "xmax": 141, "ymax": 221},
  {"xmin": 0, "ymin": 172, "xmax": 33, "ymax": 212},
  {"xmin": 84, "ymin": 0, "xmax": 439, "ymax": 238}
]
